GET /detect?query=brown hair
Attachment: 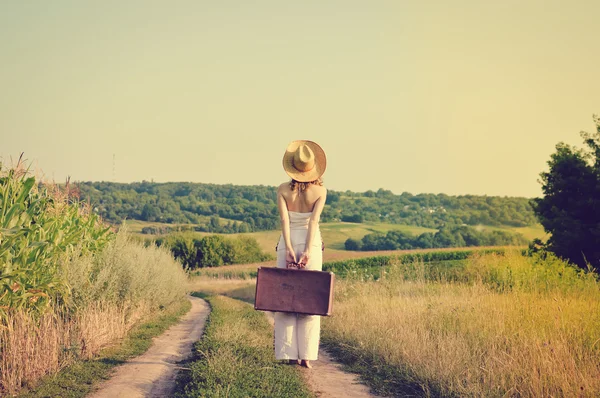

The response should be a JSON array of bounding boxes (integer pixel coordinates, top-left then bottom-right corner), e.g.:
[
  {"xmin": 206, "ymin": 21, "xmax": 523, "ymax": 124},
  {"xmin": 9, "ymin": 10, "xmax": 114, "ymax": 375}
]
[{"xmin": 290, "ymin": 177, "xmax": 323, "ymax": 193}]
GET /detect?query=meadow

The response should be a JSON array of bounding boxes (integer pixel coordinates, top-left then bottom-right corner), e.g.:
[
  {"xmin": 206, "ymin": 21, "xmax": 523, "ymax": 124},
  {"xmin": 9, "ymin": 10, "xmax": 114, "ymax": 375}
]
[
  {"xmin": 1, "ymin": 164, "xmax": 573, "ymax": 397},
  {"xmin": 189, "ymin": 250, "xmax": 600, "ymax": 397}
]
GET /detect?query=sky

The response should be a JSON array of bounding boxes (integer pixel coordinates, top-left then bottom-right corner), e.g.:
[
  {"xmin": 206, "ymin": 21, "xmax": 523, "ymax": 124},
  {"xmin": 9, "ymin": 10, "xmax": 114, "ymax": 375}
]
[{"xmin": 1, "ymin": 1, "xmax": 599, "ymax": 198}]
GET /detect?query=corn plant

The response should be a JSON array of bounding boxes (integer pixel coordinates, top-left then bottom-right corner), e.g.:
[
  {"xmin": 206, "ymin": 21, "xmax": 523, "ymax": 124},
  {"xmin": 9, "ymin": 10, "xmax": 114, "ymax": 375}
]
[{"xmin": 0, "ymin": 165, "xmax": 113, "ymax": 317}]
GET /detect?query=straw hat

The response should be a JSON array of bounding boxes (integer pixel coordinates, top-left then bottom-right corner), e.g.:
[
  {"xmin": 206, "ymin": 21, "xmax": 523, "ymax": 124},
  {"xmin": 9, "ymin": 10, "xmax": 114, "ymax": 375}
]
[{"xmin": 282, "ymin": 140, "xmax": 327, "ymax": 182}]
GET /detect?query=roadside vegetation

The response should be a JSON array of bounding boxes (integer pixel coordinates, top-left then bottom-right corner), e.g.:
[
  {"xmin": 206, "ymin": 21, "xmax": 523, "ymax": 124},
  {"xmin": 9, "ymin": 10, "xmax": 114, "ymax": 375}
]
[
  {"xmin": 0, "ymin": 164, "xmax": 188, "ymax": 396},
  {"xmin": 174, "ymin": 294, "xmax": 312, "ymax": 398},
  {"xmin": 189, "ymin": 248, "xmax": 600, "ymax": 397},
  {"xmin": 322, "ymin": 251, "xmax": 600, "ymax": 397},
  {"xmin": 17, "ymin": 300, "xmax": 190, "ymax": 398}
]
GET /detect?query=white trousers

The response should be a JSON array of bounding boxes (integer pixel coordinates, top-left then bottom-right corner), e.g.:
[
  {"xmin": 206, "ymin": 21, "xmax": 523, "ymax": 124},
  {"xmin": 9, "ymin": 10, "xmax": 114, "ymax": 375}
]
[{"xmin": 274, "ymin": 228, "xmax": 322, "ymax": 361}]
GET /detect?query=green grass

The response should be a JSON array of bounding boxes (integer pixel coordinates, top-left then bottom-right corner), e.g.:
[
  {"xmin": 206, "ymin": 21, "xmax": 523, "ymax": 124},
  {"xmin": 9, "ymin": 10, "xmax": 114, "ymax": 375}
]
[
  {"xmin": 174, "ymin": 294, "xmax": 313, "ymax": 398},
  {"xmin": 17, "ymin": 298, "xmax": 191, "ymax": 398}
]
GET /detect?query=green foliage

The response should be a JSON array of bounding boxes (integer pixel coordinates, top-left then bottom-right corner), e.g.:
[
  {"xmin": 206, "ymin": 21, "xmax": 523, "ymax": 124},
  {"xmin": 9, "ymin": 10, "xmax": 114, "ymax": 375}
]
[
  {"xmin": 156, "ymin": 233, "xmax": 272, "ymax": 269},
  {"xmin": 77, "ymin": 181, "xmax": 279, "ymax": 232},
  {"xmin": 341, "ymin": 213, "xmax": 363, "ymax": 223},
  {"xmin": 174, "ymin": 295, "xmax": 312, "ymax": 398},
  {"xmin": 345, "ymin": 225, "xmax": 528, "ymax": 251},
  {"xmin": 195, "ymin": 235, "xmax": 227, "ymax": 267},
  {"xmin": 323, "ymin": 249, "xmax": 596, "ymax": 296},
  {"xmin": 532, "ymin": 115, "xmax": 600, "ymax": 271},
  {"xmin": 462, "ymin": 251, "xmax": 599, "ymax": 295},
  {"xmin": 76, "ymin": 181, "xmax": 538, "ymax": 232},
  {"xmin": 323, "ymin": 248, "xmax": 508, "ymax": 279},
  {"xmin": 0, "ymin": 167, "xmax": 113, "ymax": 315}
]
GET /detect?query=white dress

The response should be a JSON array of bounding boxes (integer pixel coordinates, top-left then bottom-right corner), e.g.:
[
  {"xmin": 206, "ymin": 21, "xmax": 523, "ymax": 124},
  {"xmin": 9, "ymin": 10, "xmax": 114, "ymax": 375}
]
[{"xmin": 274, "ymin": 210, "xmax": 323, "ymax": 361}]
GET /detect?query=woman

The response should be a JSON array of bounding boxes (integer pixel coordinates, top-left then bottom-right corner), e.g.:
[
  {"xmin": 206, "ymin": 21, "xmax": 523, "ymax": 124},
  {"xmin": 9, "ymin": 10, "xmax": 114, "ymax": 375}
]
[{"xmin": 274, "ymin": 140, "xmax": 327, "ymax": 369}]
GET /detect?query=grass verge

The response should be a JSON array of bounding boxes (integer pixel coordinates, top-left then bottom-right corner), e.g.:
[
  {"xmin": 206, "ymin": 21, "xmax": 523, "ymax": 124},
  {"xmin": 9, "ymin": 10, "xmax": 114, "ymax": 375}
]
[
  {"xmin": 16, "ymin": 298, "xmax": 191, "ymax": 398},
  {"xmin": 321, "ymin": 252, "xmax": 600, "ymax": 397},
  {"xmin": 174, "ymin": 293, "xmax": 312, "ymax": 398}
]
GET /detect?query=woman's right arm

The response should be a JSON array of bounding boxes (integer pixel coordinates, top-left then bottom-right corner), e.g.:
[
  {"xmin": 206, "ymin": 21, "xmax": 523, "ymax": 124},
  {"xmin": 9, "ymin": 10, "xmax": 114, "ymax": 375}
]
[{"xmin": 277, "ymin": 184, "xmax": 296, "ymax": 267}]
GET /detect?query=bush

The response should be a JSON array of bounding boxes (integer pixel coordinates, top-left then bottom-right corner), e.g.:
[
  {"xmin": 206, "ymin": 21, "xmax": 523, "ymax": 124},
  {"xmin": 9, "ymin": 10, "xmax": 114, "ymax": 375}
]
[
  {"xmin": 157, "ymin": 233, "xmax": 273, "ymax": 269},
  {"xmin": 344, "ymin": 238, "xmax": 362, "ymax": 250},
  {"xmin": 64, "ymin": 228, "xmax": 188, "ymax": 309},
  {"xmin": 341, "ymin": 214, "xmax": 364, "ymax": 223}
]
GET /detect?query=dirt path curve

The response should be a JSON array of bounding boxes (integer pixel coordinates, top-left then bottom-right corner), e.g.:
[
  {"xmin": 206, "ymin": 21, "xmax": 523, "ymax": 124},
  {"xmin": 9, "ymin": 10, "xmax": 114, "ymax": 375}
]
[
  {"xmin": 89, "ymin": 296, "xmax": 210, "ymax": 398},
  {"xmin": 263, "ymin": 312, "xmax": 375, "ymax": 398}
]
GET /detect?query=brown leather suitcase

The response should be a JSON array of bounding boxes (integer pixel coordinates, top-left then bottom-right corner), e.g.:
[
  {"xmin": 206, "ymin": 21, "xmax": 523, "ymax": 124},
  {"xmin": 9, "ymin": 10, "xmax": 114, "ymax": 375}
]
[{"xmin": 254, "ymin": 267, "xmax": 335, "ymax": 316}]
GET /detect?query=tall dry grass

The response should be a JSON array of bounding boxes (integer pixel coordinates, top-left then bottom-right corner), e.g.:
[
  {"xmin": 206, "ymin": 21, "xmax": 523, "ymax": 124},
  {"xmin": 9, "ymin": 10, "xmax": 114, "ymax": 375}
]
[
  {"xmin": 0, "ymin": 231, "xmax": 188, "ymax": 395},
  {"xmin": 322, "ymin": 251, "xmax": 600, "ymax": 397}
]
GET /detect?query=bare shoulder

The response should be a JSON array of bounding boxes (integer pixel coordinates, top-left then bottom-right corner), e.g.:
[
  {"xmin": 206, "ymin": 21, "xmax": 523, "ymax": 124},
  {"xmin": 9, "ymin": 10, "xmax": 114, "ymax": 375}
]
[
  {"xmin": 312, "ymin": 184, "xmax": 327, "ymax": 196},
  {"xmin": 277, "ymin": 182, "xmax": 290, "ymax": 193}
]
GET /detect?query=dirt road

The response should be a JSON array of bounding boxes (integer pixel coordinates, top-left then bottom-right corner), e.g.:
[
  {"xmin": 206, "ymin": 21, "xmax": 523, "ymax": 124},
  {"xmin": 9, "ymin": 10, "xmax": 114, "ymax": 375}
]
[
  {"xmin": 263, "ymin": 311, "xmax": 375, "ymax": 398},
  {"xmin": 89, "ymin": 296, "xmax": 210, "ymax": 398},
  {"xmin": 89, "ymin": 296, "xmax": 373, "ymax": 398}
]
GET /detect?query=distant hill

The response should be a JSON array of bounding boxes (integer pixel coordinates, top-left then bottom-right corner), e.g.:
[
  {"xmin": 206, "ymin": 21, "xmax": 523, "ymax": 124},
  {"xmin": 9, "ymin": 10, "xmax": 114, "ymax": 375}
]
[{"xmin": 76, "ymin": 182, "xmax": 538, "ymax": 233}]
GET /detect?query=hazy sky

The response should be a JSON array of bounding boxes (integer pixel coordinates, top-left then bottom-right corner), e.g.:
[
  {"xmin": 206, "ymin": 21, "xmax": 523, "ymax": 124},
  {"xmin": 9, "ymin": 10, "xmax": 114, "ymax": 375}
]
[{"xmin": 1, "ymin": 1, "xmax": 598, "ymax": 197}]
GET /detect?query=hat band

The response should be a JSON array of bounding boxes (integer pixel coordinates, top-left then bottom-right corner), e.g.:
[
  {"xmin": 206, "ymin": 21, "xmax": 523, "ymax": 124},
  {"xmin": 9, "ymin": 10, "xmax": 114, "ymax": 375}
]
[{"xmin": 293, "ymin": 159, "xmax": 315, "ymax": 173}]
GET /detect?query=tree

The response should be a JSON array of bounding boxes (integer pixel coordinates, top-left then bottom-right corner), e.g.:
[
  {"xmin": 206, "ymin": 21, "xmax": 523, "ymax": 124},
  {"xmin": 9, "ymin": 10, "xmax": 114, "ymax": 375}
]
[
  {"xmin": 531, "ymin": 115, "xmax": 600, "ymax": 271},
  {"xmin": 140, "ymin": 203, "xmax": 159, "ymax": 221},
  {"xmin": 194, "ymin": 235, "xmax": 226, "ymax": 267},
  {"xmin": 344, "ymin": 238, "xmax": 362, "ymax": 251}
]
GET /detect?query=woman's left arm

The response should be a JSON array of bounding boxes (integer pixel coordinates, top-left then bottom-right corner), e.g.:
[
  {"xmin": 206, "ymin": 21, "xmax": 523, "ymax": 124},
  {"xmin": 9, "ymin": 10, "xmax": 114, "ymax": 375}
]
[
  {"xmin": 277, "ymin": 185, "xmax": 297, "ymax": 267},
  {"xmin": 298, "ymin": 187, "xmax": 327, "ymax": 267}
]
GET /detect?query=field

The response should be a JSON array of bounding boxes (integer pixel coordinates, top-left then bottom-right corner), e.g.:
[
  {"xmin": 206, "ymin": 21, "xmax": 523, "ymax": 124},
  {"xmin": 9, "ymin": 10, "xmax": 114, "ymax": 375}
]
[
  {"xmin": 127, "ymin": 219, "xmax": 548, "ymax": 261},
  {"xmin": 2, "ymin": 166, "xmax": 564, "ymax": 397},
  {"xmin": 189, "ymin": 250, "xmax": 600, "ymax": 397}
]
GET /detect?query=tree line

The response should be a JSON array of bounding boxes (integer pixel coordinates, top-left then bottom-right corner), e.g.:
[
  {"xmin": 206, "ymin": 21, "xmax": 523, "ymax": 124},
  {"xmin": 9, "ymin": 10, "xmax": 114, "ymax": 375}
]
[
  {"xmin": 76, "ymin": 181, "xmax": 537, "ymax": 232},
  {"xmin": 345, "ymin": 225, "xmax": 529, "ymax": 251}
]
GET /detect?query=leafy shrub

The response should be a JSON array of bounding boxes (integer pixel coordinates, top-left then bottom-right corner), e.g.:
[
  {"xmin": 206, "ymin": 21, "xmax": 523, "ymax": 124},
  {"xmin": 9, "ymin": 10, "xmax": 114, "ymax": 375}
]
[{"xmin": 156, "ymin": 233, "xmax": 273, "ymax": 269}]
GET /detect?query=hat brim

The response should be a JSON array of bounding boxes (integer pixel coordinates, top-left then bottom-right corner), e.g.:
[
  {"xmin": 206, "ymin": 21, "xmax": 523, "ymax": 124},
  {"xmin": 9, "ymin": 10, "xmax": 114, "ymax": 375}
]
[{"xmin": 282, "ymin": 140, "xmax": 327, "ymax": 182}]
